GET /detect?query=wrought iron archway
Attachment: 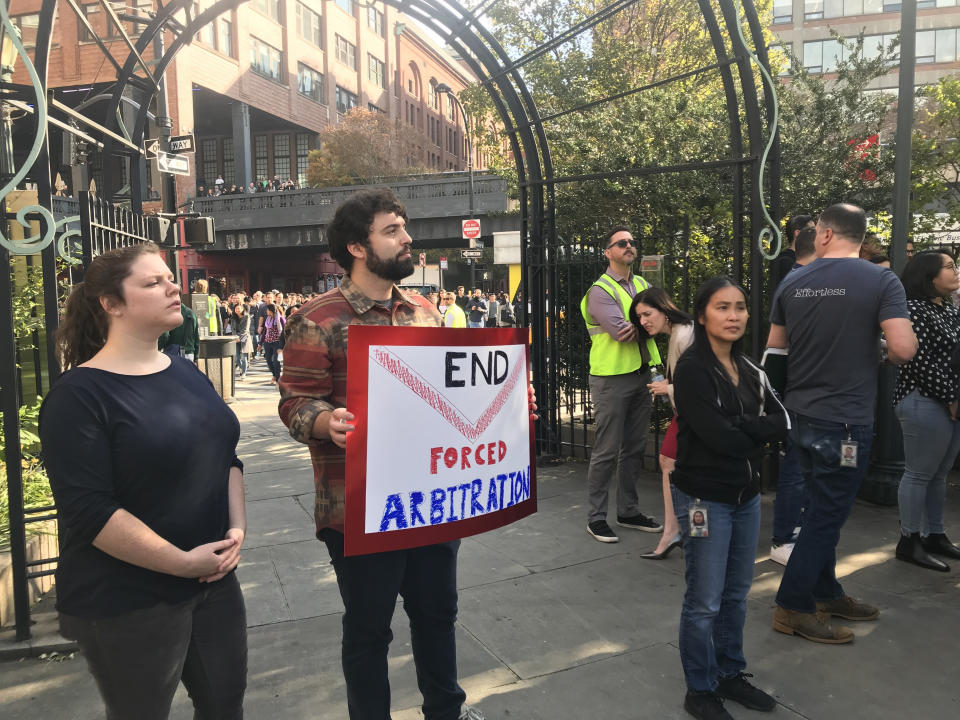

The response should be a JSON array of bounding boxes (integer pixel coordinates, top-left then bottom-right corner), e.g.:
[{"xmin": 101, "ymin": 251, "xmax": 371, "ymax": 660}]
[{"xmin": 1, "ymin": 0, "xmax": 779, "ymax": 640}]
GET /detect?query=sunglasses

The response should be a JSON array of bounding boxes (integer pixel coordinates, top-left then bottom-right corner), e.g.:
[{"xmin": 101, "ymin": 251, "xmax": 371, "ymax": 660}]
[{"xmin": 607, "ymin": 239, "xmax": 635, "ymax": 249}]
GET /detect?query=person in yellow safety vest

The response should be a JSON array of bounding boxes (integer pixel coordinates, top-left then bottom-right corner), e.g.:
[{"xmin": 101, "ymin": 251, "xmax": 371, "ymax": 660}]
[
  {"xmin": 440, "ymin": 291, "xmax": 467, "ymax": 327},
  {"xmin": 580, "ymin": 225, "xmax": 664, "ymax": 544}
]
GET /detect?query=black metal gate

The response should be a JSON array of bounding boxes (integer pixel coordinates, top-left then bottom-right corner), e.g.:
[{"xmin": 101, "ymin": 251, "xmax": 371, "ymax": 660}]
[{"xmin": 2, "ymin": 0, "xmax": 779, "ymax": 641}]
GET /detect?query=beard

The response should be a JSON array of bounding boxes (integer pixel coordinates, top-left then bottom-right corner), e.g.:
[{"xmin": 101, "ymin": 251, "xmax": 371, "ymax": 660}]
[{"xmin": 366, "ymin": 248, "xmax": 415, "ymax": 282}]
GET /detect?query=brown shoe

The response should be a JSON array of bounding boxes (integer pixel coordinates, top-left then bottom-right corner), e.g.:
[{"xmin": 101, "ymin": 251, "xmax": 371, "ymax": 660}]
[
  {"xmin": 773, "ymin": 606, "xmax": 854, "ymax": 644},
  {"xmin": 816, "ymin": 595, "xmax": 879, "ymax": 621}
]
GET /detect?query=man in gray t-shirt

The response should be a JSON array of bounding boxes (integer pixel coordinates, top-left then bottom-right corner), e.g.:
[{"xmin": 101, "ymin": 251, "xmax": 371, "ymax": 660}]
[{"xmin": 766, "ymin": 203, "xmax": 916, "ymax": 645}]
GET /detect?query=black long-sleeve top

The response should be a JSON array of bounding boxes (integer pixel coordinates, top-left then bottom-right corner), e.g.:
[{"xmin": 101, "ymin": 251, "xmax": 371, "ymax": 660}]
[
  {"xmin": 672, "ymin": 349, "xmax": 788, "ymax": 505},
  {"xmin": 894, "ymin": 299, "xmax": 960, "ymax": 405},
  {"xmin": 39, "ymin": 358, "xmax": 242, "ymax": 619}
]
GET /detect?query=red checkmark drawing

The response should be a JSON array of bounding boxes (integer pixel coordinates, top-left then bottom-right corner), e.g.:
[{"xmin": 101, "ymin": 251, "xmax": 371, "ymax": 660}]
[{"xmin": 371, "ymin": 346, "xmax": 524, "ymax": 442}]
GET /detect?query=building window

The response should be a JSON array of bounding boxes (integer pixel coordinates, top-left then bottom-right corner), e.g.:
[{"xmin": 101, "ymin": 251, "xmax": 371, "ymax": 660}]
[
  {"xmin": 367, "ymin": 6, "xmax": 385, "ymax": 36},
  {"xmin": 336, "ymin": 86, "xmax": 358, "ymax": 114},
  {"xmin": 202, "ymin": 138, "xmax": 218, "ymax": 189},
  {"xmin": 80, "ymin": 4, "xmax": 119, "ymax": 42},
  {"xmin": 250, "ymin": 36, "xmax": 283, "ymax": 82},
  {"xmin": 298, "ymin": 63, "xmax": 325, "ymax": 103},
  {"xmin": 368, "ymin": 54, "xmax": 386, "ymax": 89},
  {"xmin": 273, "ymin": 134, "xmax": 291, "ymax": 181},
  {"xmin": 219, "ymin": 18, "xmax": 233, "ymax": 56},
  {"xmin": 773, "ymin": 0, "xmax": 792, "ymax": 23},
  {"xmin": 769, "ymin": 43, "xmax": 792, "ymax": 76},
  {"xmin": 335, "ymin": 35, "xmax": 357, "ymax": 70},
  {"xmin": 936, "ymin": 28, "xmax": 958, "ymax": 62},
  {"xmin": 446, "ymin": 97, "xmax": 456, "ymax": 123},
  {"xmin": 255, "ymin": 135, "xmax": 268, "ymax": 179},
  {"xmin": 428, "ymin": 79, "xmax": 439, "ymax": 109},
  {"xmin": 336, "ymin": 0, "xmax": 355, "ymax": 16},
  {"xmin": 803, "ymin": 38, "xmax": 842, "ymax": 73},
  {"xmin": 198, "ymin": 6, "xmax": 216, "ymax": 46},
  {"xmin": 223, "ymin": 139, "xmax": 236, "ymax": 186},
  {"xmin": 11, "ymin": 14, "xmax": 40, "ymax": 51},
  {"xmin": 296, "ymin": 133, "xmax": 313, "ymax": 186},
  {"xmin": 368, "ymin": 103, "xmax": 385, "ymax": 113},
  {"xmin": 296, "ymin": 3, "xmax": 323, "ymax": 47},
  {"xmin": 804, "ymin": 0, "xmax": 824, "ymax": 18},
  {"xmin": 253, "ymin": 0, "xmax": 282, "ymax": 23}
]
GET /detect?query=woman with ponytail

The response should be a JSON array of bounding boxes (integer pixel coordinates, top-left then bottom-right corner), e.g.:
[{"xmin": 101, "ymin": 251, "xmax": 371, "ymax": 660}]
[{"xmin": 40, "ymin": 242, "xmax": 247, "ymax": 719}]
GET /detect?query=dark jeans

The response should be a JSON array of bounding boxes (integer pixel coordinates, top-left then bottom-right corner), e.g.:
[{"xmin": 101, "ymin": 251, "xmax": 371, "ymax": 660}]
[
  {"xmin": 672, "ymin": 486, "xmax": 761, "ymax": 693},
  {"xmin": 776, "ymin": 413, "xmax": 873, "ymax": 614},
  {"xmin": 320, "ymin": 530, "xmax": 466, "ymax": 720},
  {"xmin": 263, "ymin": 341, "xmax": 282, "ymax": 380},
  {"xmin": 772, "ymin": 438, "xmax": 809, "ymax": 545},
  {"xmin": 59, "ymin": 573, "xmax": 247, "ymax": 720}
]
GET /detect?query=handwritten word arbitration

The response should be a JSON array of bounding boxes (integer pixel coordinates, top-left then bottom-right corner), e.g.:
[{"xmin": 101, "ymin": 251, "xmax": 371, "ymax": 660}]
[{"xmin": 379, "ymin": 466, "xmax": 532, "ymax": 532}]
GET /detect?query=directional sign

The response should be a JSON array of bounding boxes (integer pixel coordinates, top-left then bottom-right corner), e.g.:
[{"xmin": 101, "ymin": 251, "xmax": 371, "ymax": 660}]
[
  {"xmin": 157, "ymin": 151, "xmax": 190, "ymax": 176},
  {"xmin": 462, "ymin": 249, "xmax": 483, "ymax": 259},
  {"xmin": 144, "ymin": 138, "xmax": 159, "ymax": 160},
  {"xmin": 462, "ymin": 218, "xmax": 481, "ymax": 240},
  {"xmin": 167, "ymin": 133, "xmax": 196, "ymax": 154},
  {"xmin": 439, "ymin": 257, "xmax": 448, "ymax": 270}
]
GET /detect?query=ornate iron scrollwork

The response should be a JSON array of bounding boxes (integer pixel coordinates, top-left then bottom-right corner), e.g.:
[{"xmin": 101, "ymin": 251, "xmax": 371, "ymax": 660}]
[{"xmin": 0, "ymin": 3, "xmax": 55, "ymax": 255}]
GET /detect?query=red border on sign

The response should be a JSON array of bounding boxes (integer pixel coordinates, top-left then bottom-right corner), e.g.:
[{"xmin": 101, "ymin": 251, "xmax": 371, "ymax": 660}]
[{"xmin": 344, "ymin": 326, "xmax": 536, "ymax": 556}]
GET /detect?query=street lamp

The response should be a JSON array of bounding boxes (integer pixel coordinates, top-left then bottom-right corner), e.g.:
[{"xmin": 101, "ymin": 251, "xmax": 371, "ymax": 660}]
[
  {"xmin": 0, "ymin": 24, "xmax": 20, "ymax": 181},
  {"xmin": 435, "ymin": 83, "xmax": 476, "ymax": 291}
]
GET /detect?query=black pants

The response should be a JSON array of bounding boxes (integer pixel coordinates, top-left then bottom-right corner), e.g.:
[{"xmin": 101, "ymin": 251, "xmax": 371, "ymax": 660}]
[
  {"xmin": 263, "ymin": 341, "xmax": 282, "ymax": 380},
  {"xmin": 59, "ymin": 573, "xmax": 247, "ymax": 720},
  {"xmin": 321, "ymin": 530, "xmax": 466, "ymax": 720}
]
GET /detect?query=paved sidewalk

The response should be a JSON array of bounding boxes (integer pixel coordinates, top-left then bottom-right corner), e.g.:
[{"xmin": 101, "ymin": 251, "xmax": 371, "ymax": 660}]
[{"xmin": 3, "ymin": 357, "xmax": 960, "ymax": 719}]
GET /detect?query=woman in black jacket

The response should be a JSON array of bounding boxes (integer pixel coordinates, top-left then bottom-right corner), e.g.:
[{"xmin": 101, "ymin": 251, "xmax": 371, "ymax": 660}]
[{"xmin": 671, "ymin": 277, "xmax": 788, "ymax": 720}]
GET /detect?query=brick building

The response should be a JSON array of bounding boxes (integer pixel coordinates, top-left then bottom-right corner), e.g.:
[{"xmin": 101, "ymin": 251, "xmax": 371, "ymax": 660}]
[{"xmin": 9, "ymin": 0, "xmax": 484, "ymax": 206}]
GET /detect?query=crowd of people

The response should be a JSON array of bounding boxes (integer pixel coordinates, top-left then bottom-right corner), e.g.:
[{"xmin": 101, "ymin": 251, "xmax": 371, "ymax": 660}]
[
  {"xmin": 34, "ymin": 189, "xmax": 960, "ymax": 720},
  {"xmin": 196, "ymin": 174, "xmax": 300, "ymax": 198}
]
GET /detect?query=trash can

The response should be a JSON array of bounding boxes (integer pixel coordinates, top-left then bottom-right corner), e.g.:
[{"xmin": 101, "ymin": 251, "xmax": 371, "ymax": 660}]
[{"xmin": 198, "ymin": 336, "xmax": 236, "ymax": 402}]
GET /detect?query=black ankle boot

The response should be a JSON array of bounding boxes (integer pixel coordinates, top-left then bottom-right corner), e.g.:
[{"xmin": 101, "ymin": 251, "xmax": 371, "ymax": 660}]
[
  {"xmin": 896, "ymin": 533, "xmax": 950, "ymax": 572},
  {"xmin": 921, "ymin": 532, "xmax": 960, "ymax": 560}
]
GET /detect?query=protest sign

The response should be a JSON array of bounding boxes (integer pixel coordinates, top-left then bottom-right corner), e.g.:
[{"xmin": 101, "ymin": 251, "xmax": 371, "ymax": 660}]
[{"xmin": 344, "ymin": 325, "xmax": 535, "ymax": 555}]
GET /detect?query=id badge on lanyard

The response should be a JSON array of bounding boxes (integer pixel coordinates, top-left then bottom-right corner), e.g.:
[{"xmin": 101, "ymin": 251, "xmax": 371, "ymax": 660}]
[
  {"xmin": 690, "ymin": 499, "xmax": 709, "ymax": 537},
  {"xmin": 840, "ymin": 425, "xmax": 858, "ymax": 469}
]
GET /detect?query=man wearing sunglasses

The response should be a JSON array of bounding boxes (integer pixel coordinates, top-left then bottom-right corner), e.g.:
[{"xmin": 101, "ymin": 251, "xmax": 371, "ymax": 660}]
[{"xmin": 580, "ymin": 226, "xmax": 664, "ymax": 543}]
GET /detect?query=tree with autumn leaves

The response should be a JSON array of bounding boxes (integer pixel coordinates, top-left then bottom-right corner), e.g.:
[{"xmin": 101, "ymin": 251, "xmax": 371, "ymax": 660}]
[{"xmin": 306, "ymin": 109, "xmax": 426, "ymax": 187}]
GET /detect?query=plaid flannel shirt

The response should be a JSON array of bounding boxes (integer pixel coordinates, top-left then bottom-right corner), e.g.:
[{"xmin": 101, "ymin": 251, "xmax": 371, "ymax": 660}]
[{"xmin": 278, "ymin": 276, "xmax": 441, "ymax": 535}]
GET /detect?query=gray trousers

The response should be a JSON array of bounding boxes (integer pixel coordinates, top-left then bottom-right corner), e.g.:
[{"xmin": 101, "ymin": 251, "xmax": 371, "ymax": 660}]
[{"xmin": 587, "ymin": 370, "xmax": 653, "ymax": 522}]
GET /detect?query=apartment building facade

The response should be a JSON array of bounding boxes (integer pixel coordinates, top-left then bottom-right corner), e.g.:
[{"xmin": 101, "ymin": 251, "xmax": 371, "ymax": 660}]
[
  {"xmin": 8, "ymin": 0, "xmax": 483, "ymax": 205},
  {"xmin": 771, "ymin": 0, "xmax": 960, "ymax": 86}
]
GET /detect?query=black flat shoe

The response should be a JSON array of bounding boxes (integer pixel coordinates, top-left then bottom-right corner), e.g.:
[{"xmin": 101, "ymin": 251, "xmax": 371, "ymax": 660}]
[
  {"xmin": 921, "ymin": 532, "xmax": 960, "ymax": 560},
  {"xmin": 641, "ymin": 535, "xmax": 681, "ymax": 560},
  {"xmin": 896, "ymin": 533, "xmax": 950, "ymax": 572}
]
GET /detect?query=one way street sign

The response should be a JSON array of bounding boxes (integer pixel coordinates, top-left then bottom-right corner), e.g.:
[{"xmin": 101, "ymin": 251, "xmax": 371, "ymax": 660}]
[
  {"xmin": 167, "ymin": 133, "xmax": 196, "ymax": 154},
  {"xmin": 157, "ymin": 151, "xmax": 190, "ymax": 176},
  {"xmin": 144, "ymin": 138, "xmax": 159, "ymax": 160}
]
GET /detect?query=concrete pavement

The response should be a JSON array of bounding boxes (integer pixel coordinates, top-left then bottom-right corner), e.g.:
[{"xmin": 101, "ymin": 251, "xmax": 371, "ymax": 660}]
[{"xmin": 2, "ymin": 357, "xmax": 960, "ymax": 719}]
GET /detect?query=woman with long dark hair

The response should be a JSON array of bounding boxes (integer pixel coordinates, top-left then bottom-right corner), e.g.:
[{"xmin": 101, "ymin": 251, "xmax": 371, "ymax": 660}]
[
  {"xmin": 40, "ymin": 242, "xmax": 247, "ymax": 719},
  {"xmin": 671, "ymin": 277, "xmax": 788, "ymax": 720},
  {"xmin": 261, "ymin": 303, "xmax": 285, "ymax": 384},
  {"xmin": 894, "ymin": 249, "xmax": 960, "ymax": 571},
  {"xmin": 629, "ymin": 287, "xmax": 694, "ymax": 559},
  {"xmin": 229, "ymin": 302, "xmax": 254, "ymax": 378}
]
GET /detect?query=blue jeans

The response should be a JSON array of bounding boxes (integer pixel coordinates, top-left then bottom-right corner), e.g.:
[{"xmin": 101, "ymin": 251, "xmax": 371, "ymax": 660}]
[
  {"xmin": 895, "ymin": 389, "xmax": 960, "ymax": 535},
  {"xmin": 772, "ymin": 439, "xmax": 809, "ymax": 545},
  {"xmin": 321, "ymin": 530, "xmax": 466, "ymax": 720},
  {"xmin": 672, "ymin": 485, "xmax": 761, "ymax": 694},
  {"xmin": 468, "ymin": 320, "xmax": 484, "ymax": 328},
  {"xmin": 235, "ymin": 342, "xmax": 248, "ymax": 376},
  {"xmin": 263, "ymin": 341, "xmax": 282, "ymax": 380},
  {"xmin": 776, "ymin": 413, "xmax": 873, "ymax": 613}
]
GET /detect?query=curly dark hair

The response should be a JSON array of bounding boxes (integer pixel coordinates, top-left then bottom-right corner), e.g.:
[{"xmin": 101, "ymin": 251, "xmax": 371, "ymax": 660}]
[{"xmin": 327, "ymin": 188, "xmax": 408, "ymax": 272}]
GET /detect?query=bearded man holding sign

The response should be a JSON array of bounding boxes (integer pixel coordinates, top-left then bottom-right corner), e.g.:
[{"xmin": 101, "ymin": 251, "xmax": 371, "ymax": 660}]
[{"xmin": 279, "ymin": 189, "xmax": 536, "ymax": 720}]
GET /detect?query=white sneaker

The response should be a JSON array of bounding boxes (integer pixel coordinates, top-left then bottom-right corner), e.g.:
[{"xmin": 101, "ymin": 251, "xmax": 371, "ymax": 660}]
[
  {"xmin": 770, "ymin": 543, "xmax": 795, "ymax": 566},
  {"xmin": 459, "ymin": 706, "xmax": 485, "ymax": 720}
]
